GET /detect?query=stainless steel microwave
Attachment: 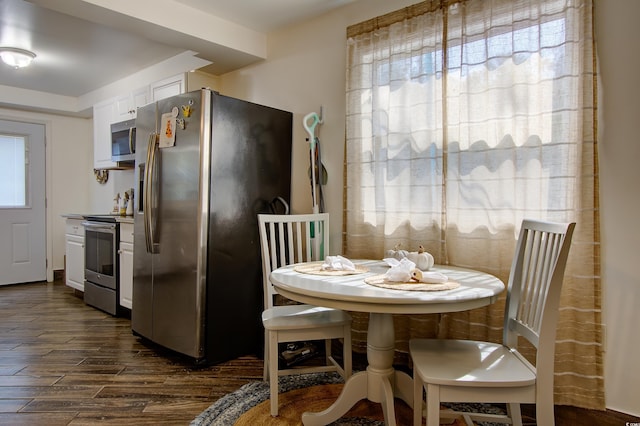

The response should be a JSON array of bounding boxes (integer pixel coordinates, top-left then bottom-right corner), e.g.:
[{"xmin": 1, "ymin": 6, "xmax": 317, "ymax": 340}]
[{"xmin": 111, "ymin": 119, "xmax": 136, "ymax": 162}]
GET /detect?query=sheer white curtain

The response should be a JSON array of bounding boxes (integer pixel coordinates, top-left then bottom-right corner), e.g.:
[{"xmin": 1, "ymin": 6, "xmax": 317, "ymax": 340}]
[{"xmin": 345, "ymin": 0, "xmax": 603, "ymax": 409}]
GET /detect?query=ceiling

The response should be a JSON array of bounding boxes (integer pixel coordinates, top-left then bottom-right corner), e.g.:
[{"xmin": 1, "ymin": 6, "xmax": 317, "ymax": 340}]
[{"xmin": 0, "ymin": 0, "xmax": 356, "ymax": 114}]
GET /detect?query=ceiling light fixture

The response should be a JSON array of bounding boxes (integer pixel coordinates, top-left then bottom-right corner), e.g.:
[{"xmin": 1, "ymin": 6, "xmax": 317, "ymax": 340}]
[{"xmin": 0, "ymin": 47, "xmax": 36, "ymax": 68}]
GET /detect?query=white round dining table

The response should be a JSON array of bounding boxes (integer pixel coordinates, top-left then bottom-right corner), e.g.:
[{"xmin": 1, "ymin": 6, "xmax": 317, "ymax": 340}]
[{"xmin": 269, "ymin": 259, "xmax": 505, "ymax": 426}]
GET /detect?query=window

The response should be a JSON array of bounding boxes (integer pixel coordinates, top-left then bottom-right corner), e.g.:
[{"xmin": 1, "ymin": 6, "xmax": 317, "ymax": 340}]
[
  {"xmin": 346, "ymin": 0, "xmax": 588, "ymax": 244},
  {"xmin": 0, "ymin": 134, "xmax": 28, "ymax": 208},
  {"xmin": 345, "ymin": 0, "xmax": 602, "ymax": 409}
]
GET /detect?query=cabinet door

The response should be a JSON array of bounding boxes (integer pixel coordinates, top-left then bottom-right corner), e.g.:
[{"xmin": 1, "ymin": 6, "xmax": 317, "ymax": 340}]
[
  {"xmin": 131, "ymin": 86, "xmax": 150, "ymax": 112},
  {"xmin": 119, "ymin": 241, "xmax": 133, "ymax": 309},
  {"xmin": 66, "ymin": 234, "xmax": 85, "ymax": 291},
  {"xmin": 113, "ymin": 93, "xmax": 133, "ymax": 122},
  {"xmin": 151, "ymin": 74, "xmax": 185, "ymax": 101},
  {"xmin": 114, "ymin": 87, "xmax": 150, "ymax": 121},
  {"xmin": 93, "ymin": 100, "xmax": 117, "ymax": 169},
  {"xmin": 120, "ymin": 223, "xmax": 134, "ymax": 244}
]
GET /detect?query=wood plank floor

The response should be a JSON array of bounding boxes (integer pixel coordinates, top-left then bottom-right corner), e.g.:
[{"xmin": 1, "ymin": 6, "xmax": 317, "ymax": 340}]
[
  {"xmin": 1, "ymin": 280, "xmax": 638, "ymax": 425},
  {"xmin": 0, "ymin": 281, "xmax": 263, "ymax": 425}
]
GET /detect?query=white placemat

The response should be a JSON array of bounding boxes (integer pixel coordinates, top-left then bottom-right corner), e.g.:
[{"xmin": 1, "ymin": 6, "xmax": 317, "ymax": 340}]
[
  {"xmin": 364, "ymin": 274, "xmax": 460, "ymax": 291},
  {"xmin": 293, "ymin": 262, "xmax": 369, "ymax": 276}
]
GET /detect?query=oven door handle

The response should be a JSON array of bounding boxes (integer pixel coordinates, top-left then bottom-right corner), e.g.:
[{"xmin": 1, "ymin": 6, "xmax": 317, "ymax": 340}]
[
  {"xmin": 144, "ymin": 132, "xmax": 160, "ymax": 254},
  {"xmin": 82, "ymin": 222, "xmax": 116, "ymax": 233}
]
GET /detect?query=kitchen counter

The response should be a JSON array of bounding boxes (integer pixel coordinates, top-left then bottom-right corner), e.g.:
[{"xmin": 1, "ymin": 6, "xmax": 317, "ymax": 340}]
[
  {"xmin": 61, "ymin": 213, "xmax": 134, "ymax": 223},
  {"xmin": 61, "ymin": 213, "xmax": 86, "ymax": 220},
  {"xmin": 116, "ymin": 216, "xmax": 134, "ymax": 224}
]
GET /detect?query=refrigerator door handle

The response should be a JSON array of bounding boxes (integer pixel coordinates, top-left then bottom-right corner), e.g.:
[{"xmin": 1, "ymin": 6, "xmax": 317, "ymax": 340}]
[{"xmin": 144, "ymin": 132, "xmax": 160, "ymax": 253}]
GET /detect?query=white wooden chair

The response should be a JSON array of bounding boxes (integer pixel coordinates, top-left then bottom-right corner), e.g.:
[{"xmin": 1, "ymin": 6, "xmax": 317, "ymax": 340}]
[
  {"xmin": 258, "ymin": 213, "xmax": 352, "ymax": 417},
  {"xmin": 410, "ymin": 219, "xmax": 576, "ymax": 426}
]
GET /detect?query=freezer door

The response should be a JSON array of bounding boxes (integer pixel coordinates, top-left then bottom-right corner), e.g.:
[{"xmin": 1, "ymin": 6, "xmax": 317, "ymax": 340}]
[{"xmin": 205, "ymin": 94, "xmax": 293, "ymax": 362}]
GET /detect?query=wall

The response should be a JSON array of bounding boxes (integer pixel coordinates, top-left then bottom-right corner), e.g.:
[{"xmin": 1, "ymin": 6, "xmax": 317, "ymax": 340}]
[
  {"xmin": 89, "ymin": 169, "xmax": 136, "ymax": 215},
  {"xmin": 220, "ymin": 0, "xmax": 639, "ymax": 416},
  {"xmin": 0, "ymin": 108, "xmax": 92, "ymax": 279},
  {"xmin": 187, "ymin": 70, "xmax": 222, "ymax": 92},
  {"xmin": 595, "ymin": 0, "xmax": 640, "ymax": 416},
  {"xmin": 221, "ymin": 0, "xmax": 419, "ymax": 254}
]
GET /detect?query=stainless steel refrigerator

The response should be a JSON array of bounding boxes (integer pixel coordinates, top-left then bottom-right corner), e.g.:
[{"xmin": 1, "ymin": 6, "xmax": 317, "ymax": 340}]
[{"xmin": 132, "ymin": 89, "xmax": 292, "ymax": 363}]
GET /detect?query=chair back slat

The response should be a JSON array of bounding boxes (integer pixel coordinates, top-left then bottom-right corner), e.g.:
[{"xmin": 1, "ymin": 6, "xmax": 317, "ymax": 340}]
[
  {"xmin": 294, "ymin": 221, "xmax": 304, "ymax": 263},
  {"xmin": 520, "ymin": 229, "xmax": 554, "ymax": 331},
  {"xmin": 258, "ymin": 213, "xmax": 330, "ymax": 310}
]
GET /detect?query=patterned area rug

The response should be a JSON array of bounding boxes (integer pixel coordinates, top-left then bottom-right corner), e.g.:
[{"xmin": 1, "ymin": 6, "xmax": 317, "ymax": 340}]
[{"xmin": 191, "ymin": 372, "xmax": 509, "ymax": 426}]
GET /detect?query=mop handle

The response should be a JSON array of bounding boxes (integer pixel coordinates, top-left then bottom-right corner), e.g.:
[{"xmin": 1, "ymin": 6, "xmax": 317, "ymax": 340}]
[
  {"xmin": 303, "ymin": 112, "xmax": 320, "ymax": 138},
  {"xmin": 303, "ymin": 112, "xmax": 323, "ymax": 258},
  {"xmin": 303, "ymin": 112, "xmax": 320, "ymax": 213}
]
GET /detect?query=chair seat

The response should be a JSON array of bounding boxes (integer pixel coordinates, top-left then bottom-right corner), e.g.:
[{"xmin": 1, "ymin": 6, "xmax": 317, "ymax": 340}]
[
  {"xmin": 262, "ymin": 304, "xmax": 352, "ymax": 331},
  {"xmin": 410, "ymin": 339, "xmax": 536, "ymax": 387}
]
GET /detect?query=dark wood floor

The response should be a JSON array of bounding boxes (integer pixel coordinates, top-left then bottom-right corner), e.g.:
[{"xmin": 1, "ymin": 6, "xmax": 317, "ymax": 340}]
[
  {"xmin": 0, "ymin": 280, "xmax": 264, "ymax": 425},
  {"xmin": 1, "ymin": 280, "xmax": 638, "ymax": 425}
]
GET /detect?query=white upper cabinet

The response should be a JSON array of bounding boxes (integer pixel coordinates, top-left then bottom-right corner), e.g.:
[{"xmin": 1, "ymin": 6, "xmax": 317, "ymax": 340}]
[
  {"xmin": 114, "ymin": 86, "xmax": 150, "ymax": 121},
  {"xmin": 93, "ymin": 99, "xmax": 117, "ymax": 169},
  {"xmin": 151, "ymin": 71, "xmax": 221, "ymax": 101},
  {"xmin": 114, "ymin": 94, "xmax": 133, "ymax": 122},
  {"xmin": 93, "ymin": 86, "xmax": 149, "ymax": 169},
  {"xmin": 93, "ymin": 71, "xmax": 218, "ymax": 169},
  {"xmin": 150, "ymin": 74, "xmax": 185, "ymax": 102}
]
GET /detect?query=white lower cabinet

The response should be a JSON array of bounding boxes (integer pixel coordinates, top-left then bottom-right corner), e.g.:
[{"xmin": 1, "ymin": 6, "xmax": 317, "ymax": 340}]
[
  {"xmin": 65, "ymin": 219, "xmax": 85, "ymax": 291},
  {"xmin": 119, "ymin": 222, "xmax": 134, "ymax": 310}
]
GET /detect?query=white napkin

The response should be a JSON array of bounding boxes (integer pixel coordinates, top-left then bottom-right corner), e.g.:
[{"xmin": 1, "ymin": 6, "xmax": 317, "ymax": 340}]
[
  {"xmin": 321, "ymin": 255, "xmax": 356, "ymax": 271},
  {"xmin": 383, "ymin": 257, "xmax": 415, "ymax": 282},
  {"xmin": 383, "ymin": 258, "xmax": 448, "ymax": 283},
  {"xmin": 410, "ymin": 269, "xmax": 449, "ymax": 284}
]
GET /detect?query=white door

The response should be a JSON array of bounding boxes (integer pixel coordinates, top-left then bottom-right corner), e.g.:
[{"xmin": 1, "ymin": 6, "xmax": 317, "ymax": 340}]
[{"xmin": 0, "ymin": 120, "xmax": 46, "ymax": 285}]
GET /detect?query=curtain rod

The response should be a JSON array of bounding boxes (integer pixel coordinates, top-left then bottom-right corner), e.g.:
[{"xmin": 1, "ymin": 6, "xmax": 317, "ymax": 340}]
[{"xmin": 346, "ymin": 0, "xmax": 464, "ymax": 38}]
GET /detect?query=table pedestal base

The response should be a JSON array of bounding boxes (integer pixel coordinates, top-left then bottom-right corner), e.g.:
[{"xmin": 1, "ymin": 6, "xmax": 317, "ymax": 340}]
[{"xmin": 302, "ymin": 313, "xmax": 414, "ymax": 426}]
